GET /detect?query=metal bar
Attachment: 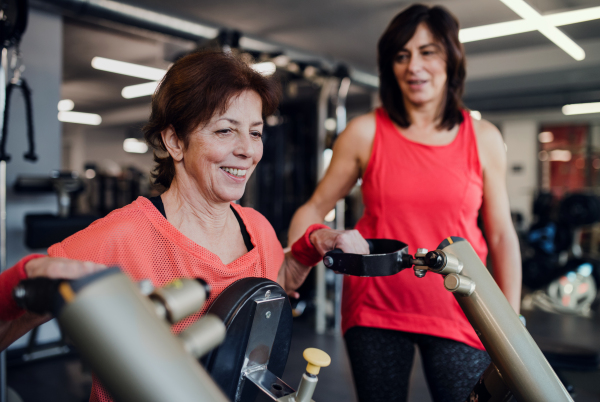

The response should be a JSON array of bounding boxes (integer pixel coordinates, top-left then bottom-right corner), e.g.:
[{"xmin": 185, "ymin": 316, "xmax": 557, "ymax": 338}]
[
  {"xmin": 332, "ymin": 76, "xmax": 350, "ymax": 332},
  {"xmin": 314, "ymin": 78, "xmax": 336, "ymax": 334},
  {"xmin": 442, "ymin": 240, "xmax": 572, "ymax": 402},
  {"xmin": 0, "ymin": 45, "xmax": 8, "ymax": 402}
]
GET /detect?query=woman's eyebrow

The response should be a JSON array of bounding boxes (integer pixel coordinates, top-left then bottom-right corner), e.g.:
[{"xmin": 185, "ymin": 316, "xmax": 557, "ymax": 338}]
[
  {"xmin": 251, "ymin": 121, "xmax": 264, "ymax": 127},
  {"xmin": 419, "ymin": 43, "xmax": 440, "ymax": 50}
]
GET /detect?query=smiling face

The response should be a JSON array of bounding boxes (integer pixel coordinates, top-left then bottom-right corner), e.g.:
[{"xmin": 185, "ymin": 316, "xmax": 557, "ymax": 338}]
[
  {"xmin": 178, "ymin": 90, "xmax": 264, "ymax": 203},
  {"xmin": 393, "ymin": 23, "xmax": 447, "ymax": 109}
]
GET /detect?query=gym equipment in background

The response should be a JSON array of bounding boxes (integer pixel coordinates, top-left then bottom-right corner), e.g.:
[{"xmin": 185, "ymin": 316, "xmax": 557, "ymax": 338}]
[
  {"xmin": 0, "ymin": 1, "xmax": 32, "ymax": 401},
  {"xmin": 522, "ymin": 192, "xmax": 600, "ymax": 317},
  {"xmin": 324, "ymin": 237, "xmax": 573, "ymax": 402},
  {"xmin": 14, "ymin": 271, "xmax": 330, "ymax": 402},
  {"xmin": 14, "ymin": 171, "xmax": 98, "ymax": 249}
]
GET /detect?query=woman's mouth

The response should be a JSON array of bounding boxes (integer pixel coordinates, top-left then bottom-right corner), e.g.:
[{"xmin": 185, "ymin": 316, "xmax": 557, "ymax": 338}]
[
  {"xmin": 220, "ymin": 167, "xmax": 247, "ymax": 178},
  {"xmin": 407, "ymin": 79, "xmax": 427, "ymax": 87}
]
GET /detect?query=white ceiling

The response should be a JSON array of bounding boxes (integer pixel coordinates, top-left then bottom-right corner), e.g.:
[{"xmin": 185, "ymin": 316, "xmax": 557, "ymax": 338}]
[{"xmin": 46, "ymin": 0, "xmax": 600, "ymax": 122}]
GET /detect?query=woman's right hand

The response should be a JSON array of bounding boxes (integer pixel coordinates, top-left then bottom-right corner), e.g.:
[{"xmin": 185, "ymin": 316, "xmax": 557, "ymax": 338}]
[
  {"xmin": 309, "ymin": 228, "xmax": 370, "ymax": 256},
  {"xmin": 25, "ymin": 257, "xmax": 107, "ymax": 279}
]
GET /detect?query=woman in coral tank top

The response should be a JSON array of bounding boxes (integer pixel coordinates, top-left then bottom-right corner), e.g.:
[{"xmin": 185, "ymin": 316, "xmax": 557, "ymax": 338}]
[
  {"xmin": 289, "ymin": 4, "xmax": 521, "ymax": 402},
  {"xmin": 0, "ymin": 50, "xmax": 368, "ymax": 401}
]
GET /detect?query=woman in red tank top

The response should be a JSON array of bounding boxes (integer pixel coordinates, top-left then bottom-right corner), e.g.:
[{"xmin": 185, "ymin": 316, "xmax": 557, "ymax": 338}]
[{"xmin": 289, "ymin": 4, "xmax": 521, "ymax": 402}]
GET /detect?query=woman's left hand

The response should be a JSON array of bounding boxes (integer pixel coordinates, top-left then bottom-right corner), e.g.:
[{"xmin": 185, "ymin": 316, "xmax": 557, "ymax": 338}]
[{"xmin": 309, "ymin": 228, "xmax": 370, "ymax": 256}]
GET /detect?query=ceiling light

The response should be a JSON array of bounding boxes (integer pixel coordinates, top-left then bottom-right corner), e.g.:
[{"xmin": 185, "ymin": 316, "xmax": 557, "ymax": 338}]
[
  {"xmin": 562, "ymin": 102, "xmax": 600, "ymax": 115},
  {"xmin": 123, "ymin": 138, "xmax": 148, "ymax": 154},
  {"xmin": 58, "ymin": 111, "xmax": 102, "ymax": 125},
  {"xmin": 460, "ymin": 6, "xmax": 600, "ymax": 43},
  {"xmin": 92, "ymin": 57, "xmax": 166, "ymax": 80},
  {"xmin": 99, "ymin": 0, "xmax": 218, "ymax": 39},
  {"xmin": 460, "ymin": 3, "xmax": 600, "ymax": 61},
  {"xmin": 538, "ymin": 131, "xmax": 554, "ymax": 143},
  {"xmin": 498, "ymin": 0, "xmax": 585, "ymax": 60},
  {"xmin": 251, "ymin": 61, "xmax": 276, "ymax": 76},
  {"xmin": 57, "ymin": 99, "xmax": 74, "ymax": 111},
  {"xmin": 470, "ymin": 110, "xmax": 482, "ymax": 120},
  {"xmin": 122, "ymin": 81, "xmax": 159, "ymax": 99}
]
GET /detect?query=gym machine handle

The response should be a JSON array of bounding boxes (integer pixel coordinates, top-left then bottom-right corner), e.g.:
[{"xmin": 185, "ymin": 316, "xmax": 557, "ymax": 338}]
[
  {"xmin": 0, "ymin": 78, "xmax": 38, "ymax": 162},
  {"xmin": 13, "ymin": 276, "xmax": 62, "ymax": 315}
]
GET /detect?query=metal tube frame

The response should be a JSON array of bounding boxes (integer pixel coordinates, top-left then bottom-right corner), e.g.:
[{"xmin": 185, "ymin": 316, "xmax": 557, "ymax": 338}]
[{"xmin": 428, "ymin": 239, "xmax": 573, "ymax": 402}]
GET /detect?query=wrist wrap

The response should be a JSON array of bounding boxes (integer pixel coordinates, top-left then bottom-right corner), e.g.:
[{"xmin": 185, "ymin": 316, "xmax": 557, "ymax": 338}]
[
  {"xmin": 0, "ymin": 254, "xmax": 45, "ymax": 320},
  {"xmin": 291, "ymin": 224, "xmax": 329, "ymax": 267}
]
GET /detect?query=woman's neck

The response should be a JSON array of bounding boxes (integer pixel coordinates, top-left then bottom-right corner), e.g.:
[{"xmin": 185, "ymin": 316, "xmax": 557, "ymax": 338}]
[
  {"xmin": 161, "ymin": 178, "xmax": 231, "ymax": 238},
  {"xmin": 404, "ymin": 96, "xmax": 445, "ymax": 131}
]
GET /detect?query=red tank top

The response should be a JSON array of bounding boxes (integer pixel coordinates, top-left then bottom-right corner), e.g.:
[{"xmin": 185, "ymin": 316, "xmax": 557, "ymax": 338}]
[{"xmin": 342, "ymin": 108, "xmax": 487, "ymax": 350}]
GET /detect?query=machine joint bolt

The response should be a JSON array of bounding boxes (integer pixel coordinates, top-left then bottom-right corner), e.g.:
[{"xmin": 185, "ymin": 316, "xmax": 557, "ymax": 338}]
[
  {"xmin": 414, "ymin": 268, "xmax": 427, "ymax": 278},
  {"xmin": 265, "ymin": 311, "xmax": 272, "ymax": 319},
  {"xmin": 323, "ymin": 256, "xmax": 334, "ymax": 267}
]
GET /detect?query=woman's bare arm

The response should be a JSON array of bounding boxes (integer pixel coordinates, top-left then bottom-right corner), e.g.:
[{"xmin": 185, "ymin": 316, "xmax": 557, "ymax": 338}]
[
  {"xmin": 0, "ymin": 257, "xmax": 106, "ymax": 351},
  {"xmin": 288, "ymin": 112, "xmax": 376, "ymax": 243},
  {"xmin": 475, "ymin": 119, "xmax": 522, "ymax": 313}
]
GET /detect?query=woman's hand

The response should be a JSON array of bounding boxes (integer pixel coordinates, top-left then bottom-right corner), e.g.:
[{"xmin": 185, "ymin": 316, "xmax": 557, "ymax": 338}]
[
  {"xmin": 309, "ymin": 229, "xmax": 370, "ymax": 256},
  {"xmin": 25, "ymin": 257, "xmax": 107, "ymax": 279}
]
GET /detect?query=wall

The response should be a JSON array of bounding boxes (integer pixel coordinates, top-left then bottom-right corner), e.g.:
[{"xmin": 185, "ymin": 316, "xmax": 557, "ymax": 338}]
[{"xmin": 500, "ymin": 120, "xmax": 539, "ymax": 229}]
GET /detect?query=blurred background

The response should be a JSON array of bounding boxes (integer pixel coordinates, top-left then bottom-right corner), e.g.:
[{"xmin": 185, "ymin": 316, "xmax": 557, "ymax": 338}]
[{"xmin": 2, "ymin": 0, "xmax": 600, "ymax": 401}]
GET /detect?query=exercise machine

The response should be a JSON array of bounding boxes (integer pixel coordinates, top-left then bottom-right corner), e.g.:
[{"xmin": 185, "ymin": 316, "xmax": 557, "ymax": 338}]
[
  {"xmin": 13, "ymin": 270, "xmax": 330, "ymax": 402},
  {"xmin": 323, "ymin": 237, "xmax": 573, "ymax": 402}
]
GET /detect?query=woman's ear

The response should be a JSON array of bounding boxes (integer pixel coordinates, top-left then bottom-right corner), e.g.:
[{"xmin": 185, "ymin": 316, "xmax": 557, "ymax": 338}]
[{"xmin": 161, "ymin": 126, "xmax": 184, "ymax": 162}]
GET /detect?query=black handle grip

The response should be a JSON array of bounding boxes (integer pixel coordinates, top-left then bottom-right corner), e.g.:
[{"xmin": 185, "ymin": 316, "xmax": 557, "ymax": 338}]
[{"xmin": 13, "ymin": 277, "xmax": 62, "ymax": 315}]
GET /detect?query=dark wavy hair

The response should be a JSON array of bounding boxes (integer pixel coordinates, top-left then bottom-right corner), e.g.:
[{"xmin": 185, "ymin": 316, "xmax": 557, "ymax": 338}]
[
  {"xmin": 144, "ymin": 50, "xmax": 281, "ymax": 189},
  {"xmin": 378, "ymin": 4, "xmax": 466, "ymax": 130}
]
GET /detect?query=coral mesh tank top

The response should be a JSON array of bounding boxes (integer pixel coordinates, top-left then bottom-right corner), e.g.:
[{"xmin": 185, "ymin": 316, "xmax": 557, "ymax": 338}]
[
  {"xmin": 47, "ymin": 197, "xmax": 284, "ymax": 402},
  {"xmin": 342, "ymin": 108, "xmax": 487, "ymax": 350}
]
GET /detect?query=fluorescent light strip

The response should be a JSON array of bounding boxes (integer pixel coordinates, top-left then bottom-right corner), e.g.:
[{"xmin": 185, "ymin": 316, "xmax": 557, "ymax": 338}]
[
  {"xmin": 562, "ymin": 102, "xmax": 600, "ymax": 115},
  {"xmin": 461, "ymin": 0, "xmax": 584, "ymax": 60},
  {"xmin": 122, "ymin": 81, "xmax": 159, "ymax": 99},
  {"xmin": 251, "ymin": 62, "xmax": 276, "ymax": 76},
  {"xmin": 123, "ymin": 138, "xmax": 148, "ymax": 154},
  {"xmin": 460, "ymin": 4, "xmax": 600, "ymax": 55},
  {"xmin": 93, "ymin": 0, "xmax": 219, "ymax": 39},
  {"xmin": 58, "ymin": 111, "xmax": 102, "ymax": 125},
  {"xmin": 502, "ymin": 0, "xmax": 584, "ymax": 61},
  {"xmin": 58, "ymin": 99, "xmax": 74, "ymax": 111},
  {"xmin": 92, "ymin": 57, "xmax": 166, "ymax": 80}
]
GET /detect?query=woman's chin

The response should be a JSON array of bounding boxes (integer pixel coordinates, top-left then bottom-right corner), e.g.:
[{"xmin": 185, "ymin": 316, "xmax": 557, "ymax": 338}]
[{"xmin": 216, "ymin": 187, "xmax": 246, "ymax": 204}]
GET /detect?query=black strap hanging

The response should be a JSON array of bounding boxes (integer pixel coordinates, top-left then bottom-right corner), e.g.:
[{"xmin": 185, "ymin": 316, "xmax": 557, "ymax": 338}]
[{"xmin": 0, "ymin": 77, "xmax": 37, "ymax": 162}]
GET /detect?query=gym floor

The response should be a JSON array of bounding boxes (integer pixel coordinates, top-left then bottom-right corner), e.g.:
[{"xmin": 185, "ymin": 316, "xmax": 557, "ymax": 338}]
[{"xmin": 7, "ymin": 310, "xmax": 600, "ymax": 401}]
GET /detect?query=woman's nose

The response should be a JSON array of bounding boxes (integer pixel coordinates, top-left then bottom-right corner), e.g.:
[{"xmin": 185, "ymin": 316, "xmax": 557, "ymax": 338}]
[
  {"xmin": 407, "ymin": 54, "xmax": 423, "ymax": 72},
  {"xmin": 234, "ymin": 133, "xmax": 255, "ymax": 158}
]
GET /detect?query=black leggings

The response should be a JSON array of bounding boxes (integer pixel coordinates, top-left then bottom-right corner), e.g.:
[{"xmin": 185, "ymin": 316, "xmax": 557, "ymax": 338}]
[{"xmin": 344, "ymin": 327, "xmax": 490, "ymax": 402}]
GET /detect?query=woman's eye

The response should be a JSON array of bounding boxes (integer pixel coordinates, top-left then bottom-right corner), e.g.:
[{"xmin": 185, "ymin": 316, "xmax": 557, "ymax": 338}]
[
  {"xmin": 216, "ymin": 128, "xmax": 232, "ymax": 135},
  {"xmin": 251, "ymin": 131, "xmax": 263, "ymax": 139},
  {"xmin": 395, "ymin": 54, "xmax": 409, "ymax": 63}
]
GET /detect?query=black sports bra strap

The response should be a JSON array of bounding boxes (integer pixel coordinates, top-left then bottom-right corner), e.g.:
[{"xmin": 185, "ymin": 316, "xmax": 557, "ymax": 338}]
[{"xmin": 147, "ymin": 196, "xmax": 254, "ymax": 252}]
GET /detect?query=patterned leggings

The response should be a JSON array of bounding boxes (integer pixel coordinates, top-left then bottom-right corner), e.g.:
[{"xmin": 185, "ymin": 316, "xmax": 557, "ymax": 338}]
[{"xmin": 344, "ymin": 326, "xmax": 490, "ymax": 402}]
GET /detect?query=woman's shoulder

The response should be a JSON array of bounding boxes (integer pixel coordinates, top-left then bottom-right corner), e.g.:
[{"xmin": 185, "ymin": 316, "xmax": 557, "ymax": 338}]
[
  {"xmin": 471, "ymin": 117, "xmax": 506, "ymax": 170},
  {"xmin": 49, "ymin": 199, "xmax": 153, "ymax": 256},
  {"xmin": 345, "ymin": 111, "xmax": 377, "ymax": 137},
  {"xmin": 335, "ymin": 111, "xmax": 377, "ymax": 152}
]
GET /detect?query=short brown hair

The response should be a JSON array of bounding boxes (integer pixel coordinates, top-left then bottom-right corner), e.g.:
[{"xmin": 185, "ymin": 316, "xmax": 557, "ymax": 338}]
[
  {"xmin": 144, "ymin": 50, "xmax": 280, "ymax": 189},
  {"xmin": 378, "ymin": 4, "xmax": 466, "ymax": 130}
]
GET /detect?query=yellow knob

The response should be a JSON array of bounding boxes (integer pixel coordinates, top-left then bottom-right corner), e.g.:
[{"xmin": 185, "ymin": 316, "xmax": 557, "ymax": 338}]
[{"xmin": 303, "ymin": 348, "xmax": 331, "ymax": 375}]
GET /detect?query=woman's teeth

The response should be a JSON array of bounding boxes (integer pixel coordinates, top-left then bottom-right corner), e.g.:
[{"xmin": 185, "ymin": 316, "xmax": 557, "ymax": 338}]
[{"xmin": 221, "ymin": 167, "xmax": 247, "ymax": 177}]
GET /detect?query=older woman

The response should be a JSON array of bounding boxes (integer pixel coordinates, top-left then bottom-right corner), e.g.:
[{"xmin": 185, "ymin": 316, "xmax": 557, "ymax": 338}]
[
  {"xmin": 288, "ymin": 4, "xmax": 521, "ymax": 402},
  {"xmin": 0, "ymin": 50, "xmax": 367, "ymax": 401}
]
